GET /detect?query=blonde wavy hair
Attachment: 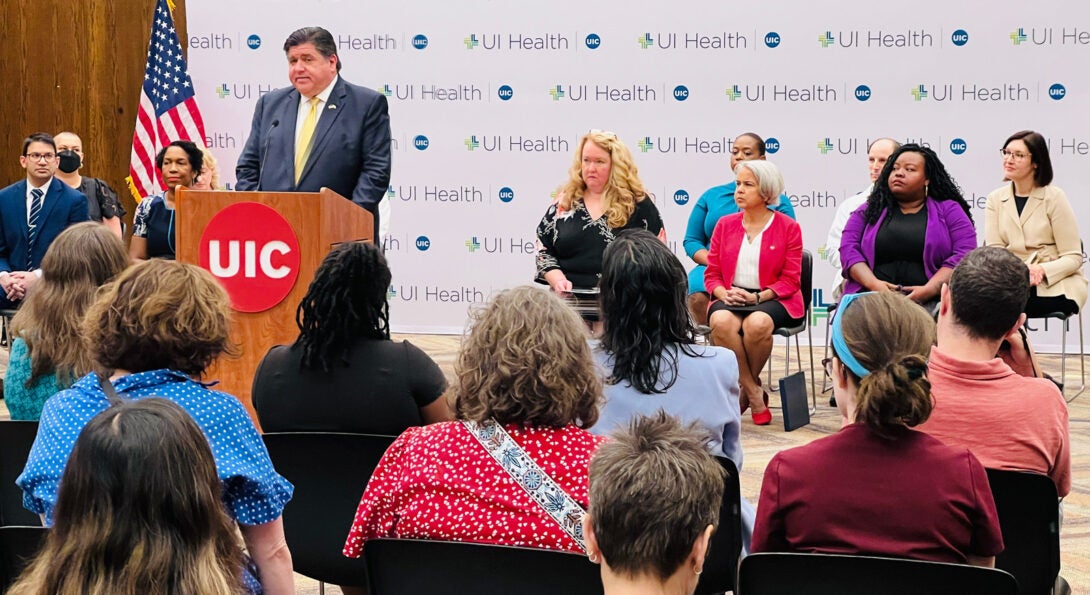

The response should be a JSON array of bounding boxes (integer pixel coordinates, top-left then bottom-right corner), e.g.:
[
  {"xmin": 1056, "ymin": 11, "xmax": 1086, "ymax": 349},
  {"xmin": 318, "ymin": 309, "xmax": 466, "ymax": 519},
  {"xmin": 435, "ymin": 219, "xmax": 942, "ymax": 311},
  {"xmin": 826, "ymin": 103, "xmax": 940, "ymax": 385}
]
[
  {"xmin": 11, "ymin": 222, "xmax": 129, "ymax": 386},
  {"xmin": 557, "ymin": 131, "xmax": 648, "ymax": 228},
  {"xmin": 453, "ymin": 286, "xmax": 602, "ymax": 429}
]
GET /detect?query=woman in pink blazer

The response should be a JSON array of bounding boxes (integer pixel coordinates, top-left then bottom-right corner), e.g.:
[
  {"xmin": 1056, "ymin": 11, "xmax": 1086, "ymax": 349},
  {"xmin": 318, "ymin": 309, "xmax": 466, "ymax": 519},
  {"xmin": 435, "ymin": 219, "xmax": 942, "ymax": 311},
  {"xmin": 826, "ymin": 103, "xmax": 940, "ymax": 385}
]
[{"xmin": 705, "ymin": 160, "xmax": 803, "ymax": 426}]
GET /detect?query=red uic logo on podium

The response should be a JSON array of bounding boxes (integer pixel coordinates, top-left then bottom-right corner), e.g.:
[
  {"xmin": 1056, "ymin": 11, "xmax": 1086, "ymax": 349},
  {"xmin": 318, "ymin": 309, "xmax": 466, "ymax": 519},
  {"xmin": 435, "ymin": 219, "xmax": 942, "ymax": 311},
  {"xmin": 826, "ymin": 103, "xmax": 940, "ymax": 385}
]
[{"xmin": 199, "ymin": 202, "xmax": 301, "ymax": 313}]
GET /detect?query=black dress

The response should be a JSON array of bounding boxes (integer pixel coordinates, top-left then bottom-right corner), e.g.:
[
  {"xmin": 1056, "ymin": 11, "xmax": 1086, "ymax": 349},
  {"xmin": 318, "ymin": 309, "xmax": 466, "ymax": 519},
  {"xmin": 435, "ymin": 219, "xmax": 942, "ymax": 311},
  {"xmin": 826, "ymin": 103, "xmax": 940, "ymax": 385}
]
[
  {"xmin": 535, "ymin": 197, "xmax": 664, "ymax": 289},
  {"xmin": 252, "ymin": 338, "xmax": 447, "ymax": 434}
]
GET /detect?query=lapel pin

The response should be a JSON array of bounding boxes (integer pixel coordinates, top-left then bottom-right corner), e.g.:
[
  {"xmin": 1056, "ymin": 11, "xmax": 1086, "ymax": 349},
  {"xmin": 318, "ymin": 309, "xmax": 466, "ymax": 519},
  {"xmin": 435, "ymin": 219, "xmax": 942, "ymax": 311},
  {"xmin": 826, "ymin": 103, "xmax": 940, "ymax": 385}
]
[{"xmin": 328, "ymin": 104, "xmax": 337, "ymax": 110}]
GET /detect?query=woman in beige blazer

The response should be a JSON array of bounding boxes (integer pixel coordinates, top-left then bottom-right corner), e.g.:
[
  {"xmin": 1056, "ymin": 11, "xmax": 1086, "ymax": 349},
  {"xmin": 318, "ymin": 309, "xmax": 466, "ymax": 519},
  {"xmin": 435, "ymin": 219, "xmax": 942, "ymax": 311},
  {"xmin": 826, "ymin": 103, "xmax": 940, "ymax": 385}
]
[{"xmin": 985, "ymin": 130, "xmax": 1087, "ymax": 317}]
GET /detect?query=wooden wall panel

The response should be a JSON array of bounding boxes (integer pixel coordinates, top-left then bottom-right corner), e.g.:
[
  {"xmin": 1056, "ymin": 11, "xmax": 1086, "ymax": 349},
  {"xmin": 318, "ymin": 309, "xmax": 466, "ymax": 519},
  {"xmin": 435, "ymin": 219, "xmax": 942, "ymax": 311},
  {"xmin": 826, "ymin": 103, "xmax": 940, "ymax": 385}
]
[{"xmin": 0, "ymin": 0, "xmax": 187, "ymax": 227}]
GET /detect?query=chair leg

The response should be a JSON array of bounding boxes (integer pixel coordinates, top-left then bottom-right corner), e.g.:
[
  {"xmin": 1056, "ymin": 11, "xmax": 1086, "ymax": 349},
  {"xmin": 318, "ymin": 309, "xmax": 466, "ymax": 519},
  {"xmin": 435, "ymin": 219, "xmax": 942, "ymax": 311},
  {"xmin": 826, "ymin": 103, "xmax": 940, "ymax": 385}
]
[
  {"xmin": 808, "ymin": 322, "xmax": 817, "ymax": 414},
  {"xmin": 319, "ymin": 581, "xmax": 326, "ymax": 595},
  {"xmin": 1066, "ymin": 312, "xmax": 1085, "ymax": 402}
]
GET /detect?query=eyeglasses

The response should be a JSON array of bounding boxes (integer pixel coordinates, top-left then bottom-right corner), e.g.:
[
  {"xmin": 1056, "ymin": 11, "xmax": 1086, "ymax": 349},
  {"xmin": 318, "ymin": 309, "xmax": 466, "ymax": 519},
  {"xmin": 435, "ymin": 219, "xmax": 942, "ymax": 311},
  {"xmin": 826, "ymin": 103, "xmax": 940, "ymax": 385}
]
[
  {"xmin": 1000, "ymin": 149, "xmax": 1030, "ymax": 161},
  {"xmin": 25, "ymin": 152, "xmax": 56, "ymax": 162},
  {"xmin": 821, "ymin": 357, "xmax": 835, "ymax": 378}
]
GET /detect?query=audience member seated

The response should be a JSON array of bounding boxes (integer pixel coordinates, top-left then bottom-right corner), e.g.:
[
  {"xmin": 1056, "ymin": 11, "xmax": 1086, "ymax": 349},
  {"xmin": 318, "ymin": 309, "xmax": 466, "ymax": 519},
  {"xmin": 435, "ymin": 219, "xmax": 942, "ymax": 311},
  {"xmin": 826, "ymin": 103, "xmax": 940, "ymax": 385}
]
[
  {"xmin": 822, "ymin": 137, "xmax": 900, "ymax": 300},
  {"xmin": 592, "ymin": 229, "xmax": 754, "ymax": 549},
  {"xmin": 4, "ymin": 223, "xmax": 129, "ymax": 420},
  {"xmin": 8, "ymin": 399, "xmax": 251, "ymax": 595},
  {"xmin": 985, "ymin": 130, "xmax": 1087, "ymax": 318},
  {"xmin": 130, "ymin": 140, "xmax": 204, "ymax": 261},
  {"xmin": 751, "ymin": 291, "xmax": 1004, "ymax": 567},
  {"xmin": 192, "ymin": 146, "xmax": 223, "ymax": 191},
  {"xmin": 53, "ymin": 131, "xmax": 125, "ymax": 238},
  {"xmin": 344, "ymin": 286, "xmax": 605, "ymax": 558},
  {"xmin": 921, "ymin": 246, "xmax": 1070, "ymax": 496},
  {"xmin": 840, "ymin": 144, "xmax": 976, "ymax": 312},
  {"xmin": 685, "ymin": 132, "xmax": 796, "ymax": 325},
  {"xmin": 705, "ymin": 160, "xmax": 803, "ymax": 426},
  {"xmin": 253, "ymin": 242, "xmax": 451, "ymax": 433},
  {"xmin": 17, "ymin": 260, "xmax": 295, "ymax": 594},
  {"xmin": 584, "ymin": 412, "xmax": 723, "ymax": 595},
  {"xmin": 535, "ymin": 131, "xmax": 664, "ymax": 306}
]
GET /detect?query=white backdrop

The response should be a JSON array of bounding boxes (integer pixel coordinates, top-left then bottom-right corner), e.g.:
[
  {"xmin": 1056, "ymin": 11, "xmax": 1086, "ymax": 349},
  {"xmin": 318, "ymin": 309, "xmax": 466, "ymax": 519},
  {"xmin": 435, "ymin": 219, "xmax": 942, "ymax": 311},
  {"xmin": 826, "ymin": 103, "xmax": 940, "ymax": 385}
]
[{"xmin": 187, "ymin": 1, "xmax": 1090, "ymax": 349}]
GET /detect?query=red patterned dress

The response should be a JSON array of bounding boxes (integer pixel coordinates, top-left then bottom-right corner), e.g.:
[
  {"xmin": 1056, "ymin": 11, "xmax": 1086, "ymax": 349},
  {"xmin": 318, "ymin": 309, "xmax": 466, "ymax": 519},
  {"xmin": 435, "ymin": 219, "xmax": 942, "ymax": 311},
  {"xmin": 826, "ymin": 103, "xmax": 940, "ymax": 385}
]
[{"xmin": 343, "ymin": 421, "xmax": 605, "ymax": 557}]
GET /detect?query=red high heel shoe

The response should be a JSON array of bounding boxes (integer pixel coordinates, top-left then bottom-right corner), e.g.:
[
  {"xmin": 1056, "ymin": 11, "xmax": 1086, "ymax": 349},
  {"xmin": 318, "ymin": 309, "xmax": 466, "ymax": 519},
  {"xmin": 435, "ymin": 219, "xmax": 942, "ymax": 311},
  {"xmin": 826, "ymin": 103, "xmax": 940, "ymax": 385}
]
[{"xmin": 752, "ymin": 407, "xmax": 773, "ymax": 426}]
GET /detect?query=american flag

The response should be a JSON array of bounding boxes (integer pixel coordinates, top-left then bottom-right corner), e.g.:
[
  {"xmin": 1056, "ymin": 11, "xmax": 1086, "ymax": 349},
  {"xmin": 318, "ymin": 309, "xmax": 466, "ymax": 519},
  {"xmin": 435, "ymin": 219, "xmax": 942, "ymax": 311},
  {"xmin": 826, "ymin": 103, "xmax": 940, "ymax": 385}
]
[{"xmin": 126, "ymin": 0, "xmax": 207, "ymax": 202}]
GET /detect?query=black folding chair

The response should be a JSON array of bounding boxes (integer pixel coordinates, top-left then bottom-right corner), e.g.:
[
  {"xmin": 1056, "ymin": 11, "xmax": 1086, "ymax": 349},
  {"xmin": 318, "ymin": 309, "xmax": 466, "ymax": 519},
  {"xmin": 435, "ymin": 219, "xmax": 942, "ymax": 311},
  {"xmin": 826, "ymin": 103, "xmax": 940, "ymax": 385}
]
[
  {"xmin": 695, "ymin": 456, "xmax": 742, "ymax": 595},
  {"xmin": 262, "ymin": 432, "xmax": 396, "ymax": 593},
  {"xmin": 737, "ymin": 552, "xmax": 1019, "ymax": 595},
  {"xmin": 986, "ymin": 468, "xmax": 1070, "ymax": 595},
  {"xmin": 0, "ymin": 421, "xmax": 42, "ymax": 526},
  {"xmin": 365, "ymin": 538, "xmax": 603, "ymax": 595}
]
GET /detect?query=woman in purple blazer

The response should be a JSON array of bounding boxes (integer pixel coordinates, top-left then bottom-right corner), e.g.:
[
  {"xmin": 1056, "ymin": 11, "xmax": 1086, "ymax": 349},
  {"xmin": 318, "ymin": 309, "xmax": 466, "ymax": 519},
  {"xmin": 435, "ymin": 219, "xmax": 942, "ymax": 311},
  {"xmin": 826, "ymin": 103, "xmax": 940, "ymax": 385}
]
[{"xmin": 840, "ymin": 144, "xmax": 977, "ymax": 311}]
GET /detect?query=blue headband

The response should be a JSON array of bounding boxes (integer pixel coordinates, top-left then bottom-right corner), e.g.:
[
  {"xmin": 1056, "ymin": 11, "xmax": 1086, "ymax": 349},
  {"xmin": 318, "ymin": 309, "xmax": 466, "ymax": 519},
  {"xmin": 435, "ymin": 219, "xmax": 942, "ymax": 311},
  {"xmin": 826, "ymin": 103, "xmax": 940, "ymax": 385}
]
[{"xmin": 830, "ymin": 292, "xmax": 872, "ymax": 378}]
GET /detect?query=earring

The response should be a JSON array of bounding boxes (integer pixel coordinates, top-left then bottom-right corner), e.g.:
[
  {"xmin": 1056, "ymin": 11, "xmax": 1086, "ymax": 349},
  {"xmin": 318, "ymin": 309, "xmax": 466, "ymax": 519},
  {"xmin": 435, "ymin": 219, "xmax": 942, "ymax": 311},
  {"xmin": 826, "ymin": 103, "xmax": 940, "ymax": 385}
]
[
  {"xmin": 589, "ymin": 553, "xmax": 600, "ymax": 564},
  {"xmin": 694, "ymin": 567, "xmax": 703, "ymax": 576},
  {"xmin": 924, "ymin": 183, "xmax": 929, "ymax": 196}
]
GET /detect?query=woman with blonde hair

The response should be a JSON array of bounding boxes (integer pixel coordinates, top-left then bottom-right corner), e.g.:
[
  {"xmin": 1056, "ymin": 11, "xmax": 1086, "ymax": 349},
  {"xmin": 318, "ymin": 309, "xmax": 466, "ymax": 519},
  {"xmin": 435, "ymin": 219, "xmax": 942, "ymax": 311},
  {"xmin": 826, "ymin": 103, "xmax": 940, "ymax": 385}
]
[
  {"xmin": 17, "ymin": 260, "xmax": 295, "ymax": 594},
  {"xmin": 9, "ymin": 398, "xmax": 249, "ymax": 595},
  {"xmin": 536, "ymin": 131, "xmax": 664, "ymax": 299},
  {"xmin": 4, "ymin": 222, "xmax": 129, "ymax": 420},
  {"xmin": 751, "ymin": 291, "xmax": 1004, "ymax": 566},
  {"xmin": 344, "ymin": 286, "xmax": 605, "ymax": 566}
]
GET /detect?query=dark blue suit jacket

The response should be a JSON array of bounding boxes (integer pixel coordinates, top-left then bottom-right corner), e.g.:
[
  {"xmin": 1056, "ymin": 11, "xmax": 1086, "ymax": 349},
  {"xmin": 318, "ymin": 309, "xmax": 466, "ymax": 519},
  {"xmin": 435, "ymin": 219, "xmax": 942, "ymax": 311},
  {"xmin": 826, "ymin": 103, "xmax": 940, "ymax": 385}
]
[
  {"xmin": 0, "ymin": 178, "xmax": 90, "ymax": 273},
  {"xmin": 235, "ymin": 76, "xmax": 391, "ymax": 236}
]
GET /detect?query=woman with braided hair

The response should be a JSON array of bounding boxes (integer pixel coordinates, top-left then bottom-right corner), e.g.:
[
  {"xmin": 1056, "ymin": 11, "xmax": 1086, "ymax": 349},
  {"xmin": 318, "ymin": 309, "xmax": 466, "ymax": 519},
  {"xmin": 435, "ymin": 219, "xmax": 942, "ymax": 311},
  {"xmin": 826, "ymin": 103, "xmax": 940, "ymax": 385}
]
[
  {"xmin": 253, "ymin": 242, "xmax": 451, "ymax": 432},
  {"xmin": 751, "ymin": 291, "xmax": 1004, "ymax": 566},
  {"xmin": 840, "ymin": 143, "xmax": 977, "ymax": 311}
]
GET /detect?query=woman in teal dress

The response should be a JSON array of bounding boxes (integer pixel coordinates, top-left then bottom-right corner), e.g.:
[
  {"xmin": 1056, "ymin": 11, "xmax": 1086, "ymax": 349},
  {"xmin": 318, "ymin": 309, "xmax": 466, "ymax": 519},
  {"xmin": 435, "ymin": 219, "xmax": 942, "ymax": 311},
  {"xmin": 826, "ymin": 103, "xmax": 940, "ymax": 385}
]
[
  {"xmin": 4, "ymin": 223, "xmax": 129, "ymax": 420},
  {"xmin": 684, "ymin": 132, "xmax": 796, "ymax": 325}
]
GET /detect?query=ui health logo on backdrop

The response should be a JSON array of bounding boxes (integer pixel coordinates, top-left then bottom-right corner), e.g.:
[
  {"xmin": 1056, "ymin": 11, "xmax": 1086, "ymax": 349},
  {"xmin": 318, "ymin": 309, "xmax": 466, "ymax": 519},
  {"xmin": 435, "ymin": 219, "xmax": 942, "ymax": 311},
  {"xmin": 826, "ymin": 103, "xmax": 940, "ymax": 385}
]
[
  {"xmin": 638, "ymin": 31, "xmax": 750, "ymax": 50},
  {"xmin": 464, "ymin": 32, "xmax": 572, "ymax": 50},
  {"xmin": 464, "ymin": 236, "xmax": 535, "ymax": 255},
  {"xmin": 388, "ymin": 284, "xmax": 487, "ymax": 304},
  {"xmin": 815, "ymin": 136, "xmax": 941, "ymax": 155},
  {"xmin": 725, "ymin": 83, "xmax": 839, "ymax": 103},
  {"xmin": 214, "ymin": 83, "xmax": 275, "ymax": 100},
  {"xmin": 909, "ymin": 82, "xmax": 1052, "ymax": 102},
  {"xmin": 187, "ymin": 32, "xmax": 268, "ymax": 51},
  {"xmin": 1010, "ymin": 27, "xmax": 1090, "ymax": 46},
  {"xmin": 463, "ymin": 135, "xmax": 570, "ymax": 153},
  {"xmin": 200, "ymin": 202, "xmax": 300, "ymax": 313},
  {"xmin": 381, "ymin": 83, "xmax": 485, "ymax": 102},
  {"xmin": 817, "ymin": 28, "xmax": 939, "ymax": 48},
  {"xmin": 549, "ymin": 83, "xmax": 658, "ymax": 102},
  {"xmin": 336, "ymin": 33, "xmax": 399, "ymax": 51},
  {"xmin": 391, "ymin": 184, "xmax": 486, "ymax": 204},
  {"xmin": 636, "ymin": 135, "xmax": 744, "ymax": 155}
]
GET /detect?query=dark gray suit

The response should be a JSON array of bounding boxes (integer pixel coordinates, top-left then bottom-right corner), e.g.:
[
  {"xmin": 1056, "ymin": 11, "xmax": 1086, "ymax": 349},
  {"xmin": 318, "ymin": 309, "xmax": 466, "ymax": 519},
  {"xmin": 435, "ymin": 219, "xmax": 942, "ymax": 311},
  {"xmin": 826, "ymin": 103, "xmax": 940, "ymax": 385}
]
[{"xmin": 235, "ymin": 76, "xmax": 391, "ymax": 236}]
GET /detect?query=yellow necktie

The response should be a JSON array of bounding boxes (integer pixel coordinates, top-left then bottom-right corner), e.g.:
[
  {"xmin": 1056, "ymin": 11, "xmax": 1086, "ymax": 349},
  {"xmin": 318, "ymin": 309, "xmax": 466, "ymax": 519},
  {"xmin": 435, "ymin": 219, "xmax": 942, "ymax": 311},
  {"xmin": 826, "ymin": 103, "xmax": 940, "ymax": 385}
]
[{"xmin": 294, "ymin": 96, "xmax": 319, "ymax": 184}]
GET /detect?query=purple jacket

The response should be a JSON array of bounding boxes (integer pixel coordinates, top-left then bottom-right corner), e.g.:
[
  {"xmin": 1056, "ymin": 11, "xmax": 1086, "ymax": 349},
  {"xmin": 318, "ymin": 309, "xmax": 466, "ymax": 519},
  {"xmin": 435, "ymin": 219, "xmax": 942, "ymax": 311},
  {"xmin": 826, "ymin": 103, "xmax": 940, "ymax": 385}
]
[{"xmin": 840, "ymin": 197, "xmax": 977, "ymax": 295}]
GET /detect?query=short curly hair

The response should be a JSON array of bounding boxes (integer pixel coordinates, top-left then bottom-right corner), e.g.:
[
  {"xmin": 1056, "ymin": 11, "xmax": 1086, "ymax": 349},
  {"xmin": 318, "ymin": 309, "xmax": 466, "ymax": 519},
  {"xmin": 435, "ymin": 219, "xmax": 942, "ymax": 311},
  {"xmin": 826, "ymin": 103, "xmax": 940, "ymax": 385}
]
[
  {"xmin": 453, "ymin": 286, "xmax": 602, "ymax": 429},
  {"xmin": 83, "ymin": 260, "xmax": 234, "ymax": 376}
]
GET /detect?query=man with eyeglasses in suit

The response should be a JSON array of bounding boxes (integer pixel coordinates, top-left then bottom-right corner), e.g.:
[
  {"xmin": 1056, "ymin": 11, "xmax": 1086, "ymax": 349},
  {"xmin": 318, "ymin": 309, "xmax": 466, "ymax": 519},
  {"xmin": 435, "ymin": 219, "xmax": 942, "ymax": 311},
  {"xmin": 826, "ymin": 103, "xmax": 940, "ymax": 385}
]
[{"xmin": 0, "ymin": 133, "xmax": 89, "ymax": 307}]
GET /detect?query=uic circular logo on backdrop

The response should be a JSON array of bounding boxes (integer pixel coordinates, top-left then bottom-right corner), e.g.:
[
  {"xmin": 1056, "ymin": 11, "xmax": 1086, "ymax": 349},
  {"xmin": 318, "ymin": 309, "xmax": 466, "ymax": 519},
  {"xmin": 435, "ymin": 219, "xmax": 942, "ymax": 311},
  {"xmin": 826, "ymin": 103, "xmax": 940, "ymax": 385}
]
[
  {"xmin": 854, "ymin": 85, "xmax": 872, "ymax": 101},
  {"xmin": 498, "ymin": 187, "xmax": 515, "ymax": 203},
  {"xmin": 765, "ymin": 137, "xmax": 781, "ymax": 154},
  {"xmin": 764, "ymin": 32, "xmax": 781, "ymax": 48},
  {"xmin": 412, "ymin": 34, "xmax": 429, "ymax": 50},
  {"xmin": 949, "ymin": 138, "xmax": 967, "ymax": 155},
  {"xmin": 1049, "ymin": 83, "xmax": 1066, "ymax": 101},
  {"xmin": 585, "ymin": 34, "xmax": 601, "ymax": 49},
  {"xmin": 416, "ymin": 236, "xmax": 432, "ymax": 251},
  {"xmin": 414, "ymin": 135, "xmax": 430, "ymax": 150},
  {"xmin": 673, "ymin": 189, "xmax": 690, "ymax": 205},
  {"xmin": 246, "ymin": 34, "xmax": 262, "ymax": 50},
  {"xmin": 498, "ymin": 85, "xmax": 514, "ymax": 100},
  {"xmin": 673, "ymin": 85, "xmax": 690, "ymax": 101},
  {"xmin": 951, "ymin": 29, "xmax": 969, "ymax": 46},
  {"xmin": 199, "ymin": 202, "xmax": 300, "ymax": 313}
]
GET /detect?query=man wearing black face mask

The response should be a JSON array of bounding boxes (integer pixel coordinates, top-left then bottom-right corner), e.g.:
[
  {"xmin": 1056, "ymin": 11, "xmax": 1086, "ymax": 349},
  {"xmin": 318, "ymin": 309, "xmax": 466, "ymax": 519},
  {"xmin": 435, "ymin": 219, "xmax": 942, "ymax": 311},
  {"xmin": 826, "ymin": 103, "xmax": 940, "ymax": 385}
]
[{"xmin": 54, "ymin": 132, "xmax": 125, "ymax": 238}]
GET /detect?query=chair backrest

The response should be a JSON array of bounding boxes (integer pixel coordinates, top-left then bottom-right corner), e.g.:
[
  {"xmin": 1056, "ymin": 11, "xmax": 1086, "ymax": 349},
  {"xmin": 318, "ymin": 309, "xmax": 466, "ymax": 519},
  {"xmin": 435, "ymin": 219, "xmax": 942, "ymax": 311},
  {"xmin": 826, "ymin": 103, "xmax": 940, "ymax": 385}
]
[
  {"xmin": 800, "ymin": 249, "xmax": 813, "ymax": 313},
  {"xmin": 986, "ymin": 468, "xmax": 1061, "ymax": 595},
  {"xmin": 0, "ymin": 526, "xmax": 48, "ymax": 592},
  {"xmin": 695, "ymin": 456, "xmax": 742, "ymax": 595},
  {"xmin": 738, "ymin": 552, "xmax": 1019, "ymax": 595},
  {"xmin": 261, "ymin": 432, "xmax": 397, "ymax": 587},
  {"xmin": 0, "ymin": 421, "xmax": 42, "ymax": 526},
  {"xmin": 365, "ymin": 538, "xmax": 604, "ymax": 595}
]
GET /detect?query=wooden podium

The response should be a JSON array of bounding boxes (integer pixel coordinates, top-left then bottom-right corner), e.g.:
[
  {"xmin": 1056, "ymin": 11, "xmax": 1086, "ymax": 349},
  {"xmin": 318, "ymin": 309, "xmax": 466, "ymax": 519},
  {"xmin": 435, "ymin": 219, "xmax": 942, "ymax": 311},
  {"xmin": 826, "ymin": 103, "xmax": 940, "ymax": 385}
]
[{"xmin": 175, "ymin": 188, "xmax": 373, "ymax": 424}]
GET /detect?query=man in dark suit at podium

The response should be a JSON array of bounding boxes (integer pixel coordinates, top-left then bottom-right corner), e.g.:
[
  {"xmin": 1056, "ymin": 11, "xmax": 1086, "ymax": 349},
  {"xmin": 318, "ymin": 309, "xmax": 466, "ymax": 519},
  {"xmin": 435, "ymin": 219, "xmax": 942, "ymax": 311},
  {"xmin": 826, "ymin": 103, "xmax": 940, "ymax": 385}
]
[
  {"xmin": 235, "ymin": 26, "xmax": 391, "ymax": 239},
  {"xmin": 0, "ymin": 133, "xmax": 90, "ymax": 308}
]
